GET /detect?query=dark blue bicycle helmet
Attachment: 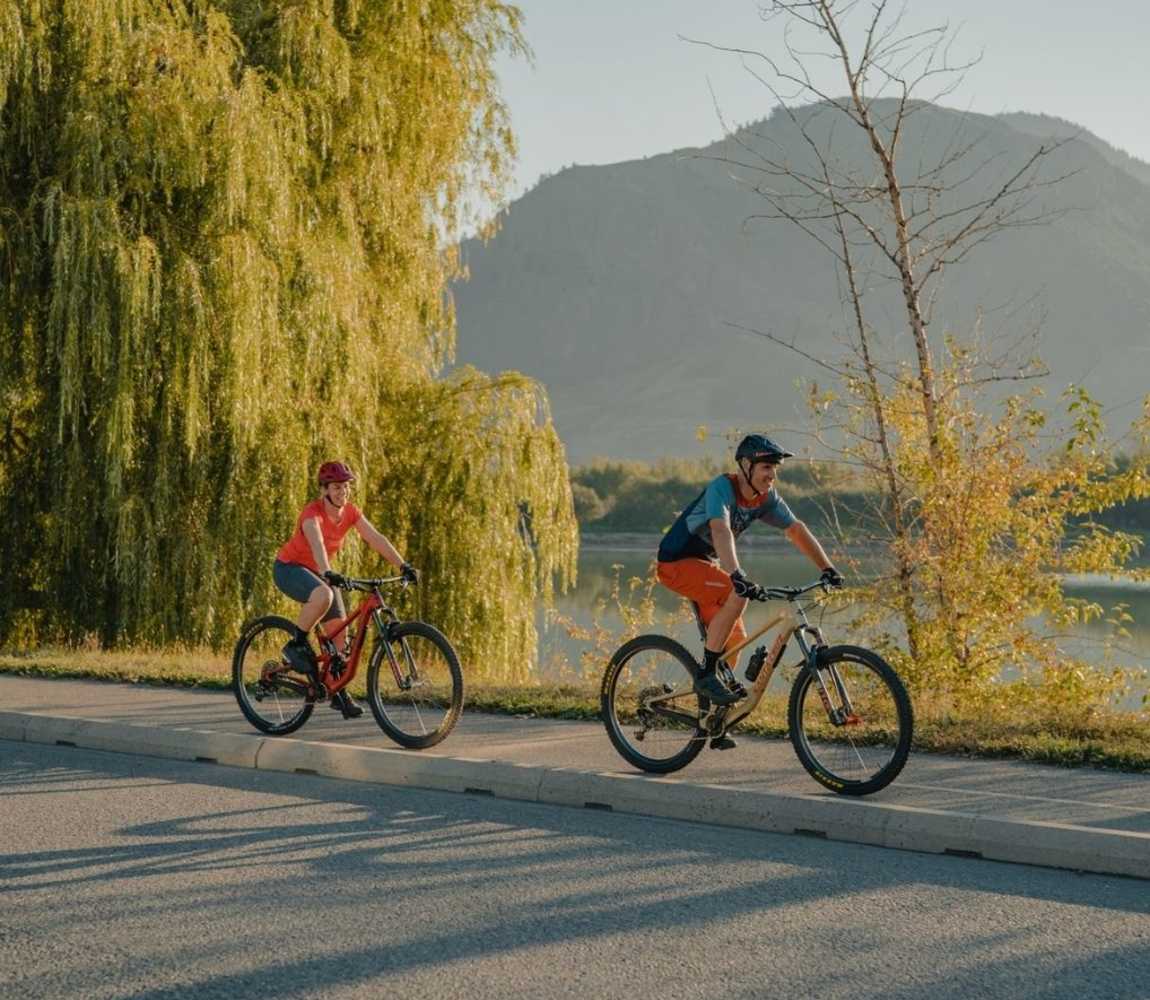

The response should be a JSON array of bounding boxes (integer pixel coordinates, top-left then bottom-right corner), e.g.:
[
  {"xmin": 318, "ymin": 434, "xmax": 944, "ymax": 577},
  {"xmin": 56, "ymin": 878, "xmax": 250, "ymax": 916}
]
[{"xmin": 735, "ymin": 433, "xmax": 793, "ymax": 463}]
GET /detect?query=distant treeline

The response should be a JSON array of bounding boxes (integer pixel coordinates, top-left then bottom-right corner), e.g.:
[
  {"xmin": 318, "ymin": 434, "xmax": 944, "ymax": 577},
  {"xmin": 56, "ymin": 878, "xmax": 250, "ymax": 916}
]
[
  {"xmin": 571, "ymin": 457, "xmax": 874, "ymax": 537},
  {"xmin": 1093, "ymin": 455, "xmax": 1150, "ymax": 535},
  {"xmin": 572, "ymin": 457, "xmax": 1150, "ymax": 542}
]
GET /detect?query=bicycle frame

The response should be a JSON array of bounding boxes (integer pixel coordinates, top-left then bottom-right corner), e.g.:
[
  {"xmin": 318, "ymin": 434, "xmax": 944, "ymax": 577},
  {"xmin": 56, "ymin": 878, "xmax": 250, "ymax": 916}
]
[
  {"xmin": 311, "ymin": 581, "xmax": 409, "ymax": 695},
  {"xmin": 644, "ymin": 584, "xmax": 854, "ymax": 732},
  {"xmin": 725, "ymin": 588, "xmax": 869, "ymax": 731}
]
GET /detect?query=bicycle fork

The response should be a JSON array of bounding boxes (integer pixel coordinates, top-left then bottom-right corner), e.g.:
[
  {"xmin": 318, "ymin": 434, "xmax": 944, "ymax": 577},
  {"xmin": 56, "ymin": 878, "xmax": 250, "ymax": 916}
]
[
  {"xmin": 806, "ymin": 646, "xmax": 859, "ymax": 726},
  {"xmin": 372, "ymin": 611, "xmax": 419, "ymax": 690}
]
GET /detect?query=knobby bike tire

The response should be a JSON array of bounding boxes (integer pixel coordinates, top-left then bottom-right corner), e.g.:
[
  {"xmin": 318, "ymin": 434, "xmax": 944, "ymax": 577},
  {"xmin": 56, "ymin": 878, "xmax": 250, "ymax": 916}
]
[
  {"xmin": 601, "ymin": 634, "xmax": 708, "ymax": 774},
  {"xmin": 787, "ymin": 644, "xmax": 913, "ymax": 796},
  {"xmin": 232, "ymin": 614, "xmax": 316, "ymax": 736},
  {"xmin": 366, "ymin": 620, "xmax": 464, "ymax": 749}
]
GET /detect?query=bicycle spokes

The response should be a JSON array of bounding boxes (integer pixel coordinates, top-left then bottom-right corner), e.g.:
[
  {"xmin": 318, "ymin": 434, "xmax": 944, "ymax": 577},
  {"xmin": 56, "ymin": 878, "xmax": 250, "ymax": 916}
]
[
  {"xmin": 367, "ymin": 623, "xmax": 464, "ymax": 748},
  {"xmin": 636, "ymin": 683, "xmax": 700, "ymax": 732},
  {"xmin": 792, "ymin": 656, "xmax": 907, "ymax": 787},
  {"xmin": 606, "ymin": 642, "xmax": 705, "ymax": 770},
  {"xmin": 811, "ymin": 663, "xmax": 859, "ymax": 727},
  {"xmin": 233, "ymin": 620, "xmax": 314, "ymax": 735},
  {"xmin": 251, "ymin": 657, "xmax": 310, "ymax": 718}
]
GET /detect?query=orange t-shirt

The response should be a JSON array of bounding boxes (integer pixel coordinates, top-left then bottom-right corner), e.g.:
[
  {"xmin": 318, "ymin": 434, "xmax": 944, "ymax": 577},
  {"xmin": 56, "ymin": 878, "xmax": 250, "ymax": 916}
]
[{"xmin": 276, "ymin": 499, "xmax": 362, "ymax": 573}]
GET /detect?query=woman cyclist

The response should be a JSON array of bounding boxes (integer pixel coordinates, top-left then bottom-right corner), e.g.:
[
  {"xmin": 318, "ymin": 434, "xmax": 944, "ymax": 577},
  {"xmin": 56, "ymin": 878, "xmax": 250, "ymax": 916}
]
[{"xmin": 274, "ymin": 461, "xmax": 418, "ymax": 718}]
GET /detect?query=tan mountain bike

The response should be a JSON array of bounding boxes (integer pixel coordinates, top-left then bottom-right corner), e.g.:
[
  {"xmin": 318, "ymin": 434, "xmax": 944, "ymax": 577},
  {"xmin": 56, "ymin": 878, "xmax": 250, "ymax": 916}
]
[{"xmin": 600, "ymin": 579, "xmax": 913, "ymax": 795}]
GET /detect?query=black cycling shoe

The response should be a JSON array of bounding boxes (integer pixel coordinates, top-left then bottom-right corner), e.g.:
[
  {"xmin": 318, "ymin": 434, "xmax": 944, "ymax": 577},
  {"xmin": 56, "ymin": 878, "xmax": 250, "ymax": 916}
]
[
  {"xmin": 717, "ymin": 663, "xmax": 747, "ymax": 699},
  {"xmin": 281, "ymin": 638, "xmax": 318, "ymax": 678},
  {"xmin": 330, "ymin": 689, "xmax": 364, "ymax": 719},
  {"xmin": 693, "ymin": 669, "xmax": 743, "ymax": 706},
  {"xmin": 710, "ymin": 733, "xmax": 738, "ymax": 751},
  {"xmin": 722, "ymin": 676, "xmax": 748, "ymax": 699}
]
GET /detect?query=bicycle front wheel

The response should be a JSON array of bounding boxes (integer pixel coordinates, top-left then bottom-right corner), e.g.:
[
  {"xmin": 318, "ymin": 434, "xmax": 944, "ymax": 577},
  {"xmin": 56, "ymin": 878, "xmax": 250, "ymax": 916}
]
[
  {"xmin": 601, "ymin": 635, "xmax": 707, "ymax": 774},
  {"xmin": 232, "ymin": 615, "xmax": 315, "ymax": 736},
  {"xmin": 787, "ymin": 645, "xmax": 913, "ymax": 796},
  {"xmin": 366, "ymin": 621, "xmax": 463, "ymax": 749}
]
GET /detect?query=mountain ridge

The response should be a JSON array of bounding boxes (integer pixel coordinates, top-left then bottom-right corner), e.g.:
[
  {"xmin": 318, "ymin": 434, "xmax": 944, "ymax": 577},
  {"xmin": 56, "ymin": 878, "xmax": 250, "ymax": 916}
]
[{"xmin": 454, "ymin": 103, "xmax": 1150, "ymax": 461}]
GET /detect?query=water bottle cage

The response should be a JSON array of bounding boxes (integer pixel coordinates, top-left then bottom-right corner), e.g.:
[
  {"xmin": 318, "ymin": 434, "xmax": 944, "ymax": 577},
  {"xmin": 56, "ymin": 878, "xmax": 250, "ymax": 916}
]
[{"xmin": 744, "ymin": 645, "xmax": 768, "ymax": 683}]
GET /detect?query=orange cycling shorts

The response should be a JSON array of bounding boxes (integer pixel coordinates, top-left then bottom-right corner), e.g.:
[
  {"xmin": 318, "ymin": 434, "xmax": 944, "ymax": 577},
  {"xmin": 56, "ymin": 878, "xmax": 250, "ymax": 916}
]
[{"xmin": 656, "ymin": 558, "xmax": 747, "ymax": 651}]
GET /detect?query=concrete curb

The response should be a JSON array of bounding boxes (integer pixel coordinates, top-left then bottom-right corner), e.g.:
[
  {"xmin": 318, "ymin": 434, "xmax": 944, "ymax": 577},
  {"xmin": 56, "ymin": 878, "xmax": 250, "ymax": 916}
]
[
  {"xmin": 2, "ymin": 710, "xmax": 261, "ymax": 769},
  {"xmin": 3, "ymin": 710, "xmax": 1147, "ymax": 880}
]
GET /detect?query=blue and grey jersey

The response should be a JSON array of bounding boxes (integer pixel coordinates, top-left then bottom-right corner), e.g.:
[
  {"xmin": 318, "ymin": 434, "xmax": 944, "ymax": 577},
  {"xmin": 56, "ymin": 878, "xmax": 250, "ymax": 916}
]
[{"xmin": 657, "ymin": 474, "xmax": 797, "ymax": 562}]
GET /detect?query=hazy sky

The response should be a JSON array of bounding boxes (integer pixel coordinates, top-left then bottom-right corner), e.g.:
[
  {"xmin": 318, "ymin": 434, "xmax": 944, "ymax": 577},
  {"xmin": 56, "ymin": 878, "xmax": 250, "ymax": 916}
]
[{"xmin": 496, "ymin": 0, "xmax": 1150, "ymax": 197}]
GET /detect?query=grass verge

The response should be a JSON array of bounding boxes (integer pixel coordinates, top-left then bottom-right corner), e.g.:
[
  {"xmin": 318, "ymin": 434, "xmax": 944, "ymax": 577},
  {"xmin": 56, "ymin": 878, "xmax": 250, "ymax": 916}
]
[{"xmin": 2, "ymin": 649, "xmax": 1148, "ymax": 772}]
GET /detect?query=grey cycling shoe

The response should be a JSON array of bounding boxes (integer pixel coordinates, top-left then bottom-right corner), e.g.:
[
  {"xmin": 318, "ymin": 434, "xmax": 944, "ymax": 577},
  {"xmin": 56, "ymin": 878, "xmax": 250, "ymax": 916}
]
[
  {"xmin": 693, "ymin": 669, "xmax": 743, "ymax": 705},
  {"xmin": 710, "ymin": 733, "xmax": 738, "ymax": 750}
]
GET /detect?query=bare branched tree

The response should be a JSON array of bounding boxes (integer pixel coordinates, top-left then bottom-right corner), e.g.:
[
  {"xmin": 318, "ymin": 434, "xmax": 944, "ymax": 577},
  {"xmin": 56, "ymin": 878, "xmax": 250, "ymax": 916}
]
[
  {"xmin": 687, "ymin": 0, "xmax": 1070, "ymax": 459},
  {"xmin": 680, "ymin": 1, "xmax": 1150, "ymax": 701}
]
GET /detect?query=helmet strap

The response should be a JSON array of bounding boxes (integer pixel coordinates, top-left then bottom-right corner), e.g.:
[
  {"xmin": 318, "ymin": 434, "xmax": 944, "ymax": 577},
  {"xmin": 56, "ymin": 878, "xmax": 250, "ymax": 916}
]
[
  {"xmin": 737, "ymin": 459, "xmax": 757, "ymax": 500},
  {"xmin": 738, "ymin": 458, "xmax": 769, "ymax": 501}
]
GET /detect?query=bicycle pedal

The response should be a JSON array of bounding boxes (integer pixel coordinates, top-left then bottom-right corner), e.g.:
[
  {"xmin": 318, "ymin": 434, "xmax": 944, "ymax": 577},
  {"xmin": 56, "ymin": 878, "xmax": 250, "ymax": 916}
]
[
  {"xmin": 717, "ymin": 662, "xmax": 747, "ymax": 699},
  {"xmin": 702, "ymin": 707, "xmax": 729, "ymax": 736}
]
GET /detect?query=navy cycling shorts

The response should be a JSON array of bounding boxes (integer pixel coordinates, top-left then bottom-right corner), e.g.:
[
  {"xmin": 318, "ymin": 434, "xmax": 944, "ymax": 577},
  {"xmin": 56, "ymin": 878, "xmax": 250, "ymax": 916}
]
[{"xmin": 273, "ymin": 560, "xmax": 346, "ymax": 622}]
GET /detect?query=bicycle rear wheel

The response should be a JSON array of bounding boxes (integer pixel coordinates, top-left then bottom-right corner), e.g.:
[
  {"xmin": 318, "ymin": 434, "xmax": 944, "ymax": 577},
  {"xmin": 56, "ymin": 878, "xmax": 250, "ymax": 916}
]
[
  {"xmin": 232, "ymin": 616, "xmax": 315, "ymax": 736},
  {"xmin": 601, "ymin": 635, "xmax": 707, "ymax": 774},
  {"xmin": 366, "ymin": 621, "xmax": 463, "ymax": 749},
  {"xmin": 787, "ymin": 645, "xmax": 912, "ymax": 795}
]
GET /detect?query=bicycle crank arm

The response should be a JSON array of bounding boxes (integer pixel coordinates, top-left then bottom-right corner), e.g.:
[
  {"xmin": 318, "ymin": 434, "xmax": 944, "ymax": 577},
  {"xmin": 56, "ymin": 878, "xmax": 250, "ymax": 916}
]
[{"xmin": 700, "ymin": 706, "xmax": 730, "ymax": 736}]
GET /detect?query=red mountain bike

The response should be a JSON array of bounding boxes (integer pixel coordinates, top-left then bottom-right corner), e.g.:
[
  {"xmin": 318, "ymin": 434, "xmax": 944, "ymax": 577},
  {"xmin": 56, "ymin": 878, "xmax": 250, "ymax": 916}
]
[{"xmin": 232, "ymin": 574, "xmax": 463, "ymax": 748}]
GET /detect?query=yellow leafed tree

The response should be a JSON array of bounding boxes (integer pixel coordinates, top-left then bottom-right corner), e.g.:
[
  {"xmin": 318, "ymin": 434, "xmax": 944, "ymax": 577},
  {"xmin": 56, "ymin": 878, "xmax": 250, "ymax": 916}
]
[{"xmin": 698, "ymin": 1, "xmax": 1150, "ymax": 719}]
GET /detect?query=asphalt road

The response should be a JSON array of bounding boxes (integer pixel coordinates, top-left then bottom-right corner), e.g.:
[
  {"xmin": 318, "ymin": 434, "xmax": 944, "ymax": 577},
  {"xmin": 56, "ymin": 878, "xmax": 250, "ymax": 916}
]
[{"xmin": 2, "ymin": 741, "xmax": 1148, "ymax": 1000}]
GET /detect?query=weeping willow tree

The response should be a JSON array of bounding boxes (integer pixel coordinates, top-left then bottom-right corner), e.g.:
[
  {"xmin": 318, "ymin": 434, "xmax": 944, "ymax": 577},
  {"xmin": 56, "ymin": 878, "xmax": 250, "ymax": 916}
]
[{"xmin": 0, "ymin": 0, "xmax": 577, "ymax": 678}]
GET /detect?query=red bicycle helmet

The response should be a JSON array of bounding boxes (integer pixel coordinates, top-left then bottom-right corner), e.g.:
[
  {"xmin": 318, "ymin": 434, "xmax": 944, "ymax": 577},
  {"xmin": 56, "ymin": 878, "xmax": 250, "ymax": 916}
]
[{"xmin": 317, "ymin": 461, "xmax": 356, "ymax": 486}]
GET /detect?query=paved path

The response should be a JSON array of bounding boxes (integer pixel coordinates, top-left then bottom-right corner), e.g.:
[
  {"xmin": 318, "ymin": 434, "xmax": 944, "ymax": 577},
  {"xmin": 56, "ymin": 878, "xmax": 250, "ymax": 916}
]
[{"xmin": 2, "ymin": 674, "xmax": 1147, "ymax": 835}]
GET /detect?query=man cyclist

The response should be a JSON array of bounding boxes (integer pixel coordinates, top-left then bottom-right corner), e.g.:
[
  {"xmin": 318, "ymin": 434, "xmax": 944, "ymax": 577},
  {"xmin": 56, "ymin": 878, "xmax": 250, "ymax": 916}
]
[
  {"xmin": 657, "ymin": 434, "xmax": 842, "ymax": 725},
  {"xmin": 274, "ymin": 461, "xmax": 418, "ymax": 718}
]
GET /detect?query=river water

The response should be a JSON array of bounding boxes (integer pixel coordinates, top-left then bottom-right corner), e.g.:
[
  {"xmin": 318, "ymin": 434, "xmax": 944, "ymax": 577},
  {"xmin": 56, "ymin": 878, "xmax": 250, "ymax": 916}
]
[{"xmin": 540, "ymin": 537, "xmax": 1150, "ymax": 691}]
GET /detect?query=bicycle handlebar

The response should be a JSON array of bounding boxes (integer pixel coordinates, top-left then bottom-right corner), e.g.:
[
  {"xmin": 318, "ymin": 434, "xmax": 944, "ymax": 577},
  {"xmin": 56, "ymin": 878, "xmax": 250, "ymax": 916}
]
[
  {"xmin": 330, "ymin": 574, "xmax": 409, "ymax": 592},
  {"xmin": 331, "ymin": 575, "xmax": 829, "ymax": 598},
  {"xmin": 758, "ymin": 578, "xmax": 839, "ymax": 602}
]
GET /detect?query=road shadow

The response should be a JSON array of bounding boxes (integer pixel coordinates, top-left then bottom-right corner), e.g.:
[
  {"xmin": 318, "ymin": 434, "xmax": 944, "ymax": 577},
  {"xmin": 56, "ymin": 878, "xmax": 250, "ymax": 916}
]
[{"xmin": 2, "ymin": 743, "xmax": 1149, "ymax": 999}]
